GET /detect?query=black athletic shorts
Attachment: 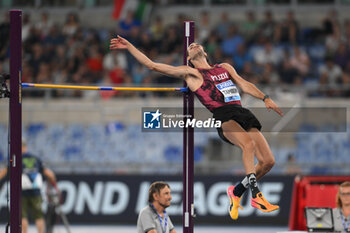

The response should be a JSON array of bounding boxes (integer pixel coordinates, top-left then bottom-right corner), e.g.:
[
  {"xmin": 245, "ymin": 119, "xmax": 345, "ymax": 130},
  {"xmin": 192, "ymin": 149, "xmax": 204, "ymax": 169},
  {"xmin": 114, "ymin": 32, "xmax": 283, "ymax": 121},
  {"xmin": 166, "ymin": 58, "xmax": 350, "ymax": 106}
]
[{"xmin": 213, "ymin": 104, "xmax": 262, "ymax": 145}]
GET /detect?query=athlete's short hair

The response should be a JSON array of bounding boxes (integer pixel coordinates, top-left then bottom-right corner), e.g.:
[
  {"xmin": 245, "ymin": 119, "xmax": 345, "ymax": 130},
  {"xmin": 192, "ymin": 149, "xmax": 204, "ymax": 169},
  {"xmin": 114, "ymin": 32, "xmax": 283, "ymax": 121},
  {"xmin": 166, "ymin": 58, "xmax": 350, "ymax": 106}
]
[{"xmin": 148, "ymin": 181, "xmax": 170, "ymax": 203}]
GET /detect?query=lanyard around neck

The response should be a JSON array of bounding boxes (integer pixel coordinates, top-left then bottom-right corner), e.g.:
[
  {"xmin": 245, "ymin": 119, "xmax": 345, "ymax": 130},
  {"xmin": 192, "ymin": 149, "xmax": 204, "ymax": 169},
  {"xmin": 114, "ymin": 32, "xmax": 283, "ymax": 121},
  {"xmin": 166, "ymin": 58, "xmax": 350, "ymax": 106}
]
[
  {"xmin": 151, "ymin": 204, "xmax": 167, "ymax": 233},
  {"xmin": 340, "ymin": 209, "xmax": 350, "ymax": 232}
]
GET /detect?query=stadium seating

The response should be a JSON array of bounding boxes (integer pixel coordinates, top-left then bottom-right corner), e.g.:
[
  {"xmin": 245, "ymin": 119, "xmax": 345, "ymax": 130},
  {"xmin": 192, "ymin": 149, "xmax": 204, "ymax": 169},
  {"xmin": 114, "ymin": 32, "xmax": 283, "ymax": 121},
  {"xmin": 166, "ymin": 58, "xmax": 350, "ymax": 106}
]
[{"xmin": 0, "ymin": 121, "xmax": 349, "ymax": 174}]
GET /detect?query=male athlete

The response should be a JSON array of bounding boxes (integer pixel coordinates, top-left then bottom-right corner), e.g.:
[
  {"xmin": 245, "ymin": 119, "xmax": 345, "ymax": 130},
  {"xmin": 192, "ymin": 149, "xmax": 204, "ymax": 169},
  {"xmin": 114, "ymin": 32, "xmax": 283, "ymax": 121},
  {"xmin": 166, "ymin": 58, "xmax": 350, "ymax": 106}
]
[{"xmin": 110, "ymin": 36, "xmax": 283, "ymax": 220}]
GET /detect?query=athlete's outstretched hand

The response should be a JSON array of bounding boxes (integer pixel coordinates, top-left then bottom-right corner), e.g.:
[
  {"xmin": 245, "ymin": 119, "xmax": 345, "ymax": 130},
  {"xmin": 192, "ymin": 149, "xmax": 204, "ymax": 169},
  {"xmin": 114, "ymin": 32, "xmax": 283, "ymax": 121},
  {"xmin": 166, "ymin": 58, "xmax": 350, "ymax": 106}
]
[
  {"xmin": 110, "ymin": 35, "xmax": 130, "ymax": 50},
  {"xmin": 264, "ymin": 98, "xmax": 283, "ymax": 116}
]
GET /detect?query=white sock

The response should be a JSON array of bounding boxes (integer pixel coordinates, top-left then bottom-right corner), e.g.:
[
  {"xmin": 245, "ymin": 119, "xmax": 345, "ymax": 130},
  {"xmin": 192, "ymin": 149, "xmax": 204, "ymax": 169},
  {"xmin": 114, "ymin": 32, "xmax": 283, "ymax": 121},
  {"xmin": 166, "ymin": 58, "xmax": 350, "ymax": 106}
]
[{"xmin": 241, "ymin": 176, "xmax": 249, "ymax": 188}]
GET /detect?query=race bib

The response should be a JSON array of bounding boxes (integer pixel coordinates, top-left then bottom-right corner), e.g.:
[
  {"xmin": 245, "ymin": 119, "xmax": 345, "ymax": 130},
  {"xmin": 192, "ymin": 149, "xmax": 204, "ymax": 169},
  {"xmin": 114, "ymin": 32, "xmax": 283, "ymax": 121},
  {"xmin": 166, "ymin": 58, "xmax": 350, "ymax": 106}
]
[{"xmin": 216, "ymin": 80, "xmax": 241, "ymax": 102}]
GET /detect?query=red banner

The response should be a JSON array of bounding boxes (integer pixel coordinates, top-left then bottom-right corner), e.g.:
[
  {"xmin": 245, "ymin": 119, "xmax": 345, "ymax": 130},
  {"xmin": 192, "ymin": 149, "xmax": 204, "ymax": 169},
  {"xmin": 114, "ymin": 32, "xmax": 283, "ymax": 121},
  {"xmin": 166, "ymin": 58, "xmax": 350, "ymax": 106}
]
[{"xmin": 112, "ymin": 0, "xmax": 126, "ymax": 20}]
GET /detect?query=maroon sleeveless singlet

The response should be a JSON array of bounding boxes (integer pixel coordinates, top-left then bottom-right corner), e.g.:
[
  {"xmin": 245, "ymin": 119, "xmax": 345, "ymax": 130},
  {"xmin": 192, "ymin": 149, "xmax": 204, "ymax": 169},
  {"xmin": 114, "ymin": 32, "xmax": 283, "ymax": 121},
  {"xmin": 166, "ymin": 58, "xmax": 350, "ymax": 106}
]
[{"xmin": 194, "ymin": 64, "xmax": 241, "ymax": 112}]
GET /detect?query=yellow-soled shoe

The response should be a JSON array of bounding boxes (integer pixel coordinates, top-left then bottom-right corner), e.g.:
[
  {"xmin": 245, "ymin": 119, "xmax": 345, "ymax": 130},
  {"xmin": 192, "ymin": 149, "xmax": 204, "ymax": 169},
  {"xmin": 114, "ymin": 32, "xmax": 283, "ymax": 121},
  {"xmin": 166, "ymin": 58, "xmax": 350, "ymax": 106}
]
[
  {"xmin": 227, "ymin": 185, "xmax": 243, "ymax": 220},
  {"xmin": 251, "ymin": 192, "xmax": 279, "ymax": 212}
]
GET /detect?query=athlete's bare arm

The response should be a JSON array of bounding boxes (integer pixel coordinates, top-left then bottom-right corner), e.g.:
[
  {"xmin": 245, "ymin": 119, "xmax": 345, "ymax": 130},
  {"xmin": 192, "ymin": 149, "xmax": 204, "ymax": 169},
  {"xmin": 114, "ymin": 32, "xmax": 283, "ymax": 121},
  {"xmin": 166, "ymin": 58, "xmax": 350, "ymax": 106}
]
[
  {"xmin": 221, "ymin": 63, "xmax": 283, "ymax": 116},
  {"xmin": 110, "ymin": 36, "xmax": 198, "ymax": 79}
]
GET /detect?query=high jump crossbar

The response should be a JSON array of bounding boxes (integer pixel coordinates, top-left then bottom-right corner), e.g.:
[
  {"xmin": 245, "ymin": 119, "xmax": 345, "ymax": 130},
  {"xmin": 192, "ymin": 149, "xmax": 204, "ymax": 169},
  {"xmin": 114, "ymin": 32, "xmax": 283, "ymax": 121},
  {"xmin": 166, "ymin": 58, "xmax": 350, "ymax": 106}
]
[
  {"xmin": 9, "ymin": 9, "xmax": 195, "ymax": 233},
  {"xmin": 21, "ymin": 83, "xmax": 189, "ymax": 92}
]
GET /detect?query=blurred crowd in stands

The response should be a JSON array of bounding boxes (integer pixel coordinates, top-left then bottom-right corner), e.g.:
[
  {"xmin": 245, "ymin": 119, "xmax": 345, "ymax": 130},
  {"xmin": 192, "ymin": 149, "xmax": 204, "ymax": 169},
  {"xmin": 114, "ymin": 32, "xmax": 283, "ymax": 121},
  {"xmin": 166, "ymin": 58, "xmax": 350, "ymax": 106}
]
[{"xmin": 0, "ymin": 9, "xmax": 350, "ymax": 98}]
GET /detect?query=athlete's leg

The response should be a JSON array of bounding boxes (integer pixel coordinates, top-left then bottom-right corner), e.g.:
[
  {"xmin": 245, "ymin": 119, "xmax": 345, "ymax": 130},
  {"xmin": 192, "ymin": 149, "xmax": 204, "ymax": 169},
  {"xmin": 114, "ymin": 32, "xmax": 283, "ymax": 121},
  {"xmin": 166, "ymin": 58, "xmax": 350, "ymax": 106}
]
[
  {"xmin": 233, "ymin": 128, "xmax": 275, "ymax": 198},
  {"xmin": 223, "ymin": 122, "xmax": 279, "ymax": 216},
  {"xmin": 247, "ymin": 128, "xmax": 279, "ymax": 212},
  {"xmin": 221, "ymin": 120, "xmax": 256, "ymax": 174},
  {"xmin": 248, "ymin": 128, "xmax": 275, "ymax": 180},
  {"xmin": 222, "ymin": 120, "xmax": 257, "ymax": 220}
]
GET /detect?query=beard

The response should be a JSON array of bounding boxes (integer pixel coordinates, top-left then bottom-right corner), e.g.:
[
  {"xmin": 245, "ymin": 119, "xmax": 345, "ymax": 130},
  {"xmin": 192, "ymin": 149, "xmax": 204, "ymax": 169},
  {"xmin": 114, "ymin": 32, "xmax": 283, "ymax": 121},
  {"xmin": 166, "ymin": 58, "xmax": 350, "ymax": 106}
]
[{"xmin": 160, "ymin": 201, "xmax": 171, "ymax": 209}]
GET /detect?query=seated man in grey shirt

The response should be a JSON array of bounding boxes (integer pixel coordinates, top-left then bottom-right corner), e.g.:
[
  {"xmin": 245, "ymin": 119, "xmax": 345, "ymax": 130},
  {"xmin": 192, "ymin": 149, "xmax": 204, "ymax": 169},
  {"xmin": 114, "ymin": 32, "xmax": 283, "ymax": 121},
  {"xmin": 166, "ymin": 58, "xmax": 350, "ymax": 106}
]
[{"xmin": 137, "ymin": 181, "xmax": 176, "ymax": 233}]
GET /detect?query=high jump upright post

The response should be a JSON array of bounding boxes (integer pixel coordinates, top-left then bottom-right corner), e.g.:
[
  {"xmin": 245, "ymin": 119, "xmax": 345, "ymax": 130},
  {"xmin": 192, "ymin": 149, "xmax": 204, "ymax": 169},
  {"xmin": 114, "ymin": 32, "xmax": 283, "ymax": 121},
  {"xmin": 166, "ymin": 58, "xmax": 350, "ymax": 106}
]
[
  {"xmin": 183, "ymin": 21, "xmax": 195, "ymax": 233},
  {"xmin": 9, "ymin": 9, "xmax": 22, "ymax": 233}
]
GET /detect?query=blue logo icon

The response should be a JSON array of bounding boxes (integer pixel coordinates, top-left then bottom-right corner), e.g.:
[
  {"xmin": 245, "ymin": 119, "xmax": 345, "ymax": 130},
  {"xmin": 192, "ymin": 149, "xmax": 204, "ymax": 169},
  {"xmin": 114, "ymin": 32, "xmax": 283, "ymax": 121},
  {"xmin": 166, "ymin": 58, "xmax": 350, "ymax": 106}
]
[{"xmin": 143, "ymin": 109, "xmax": 162, "ymax": 129}]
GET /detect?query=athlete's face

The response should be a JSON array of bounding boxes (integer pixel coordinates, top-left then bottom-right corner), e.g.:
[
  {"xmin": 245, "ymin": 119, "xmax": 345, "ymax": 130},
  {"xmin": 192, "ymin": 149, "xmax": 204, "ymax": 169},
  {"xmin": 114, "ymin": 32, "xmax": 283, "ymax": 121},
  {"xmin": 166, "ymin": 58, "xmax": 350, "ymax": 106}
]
[
  {"xmin": 154, "ymin": 186, "xmax": 172, "ymax": 209},
  {"xmin": 187, "ymin": 43, "xmax": 206, "ymax": 60},
  {"xmin": 340, "ymin": 186, "xmax": 350, "ymax": 206}
]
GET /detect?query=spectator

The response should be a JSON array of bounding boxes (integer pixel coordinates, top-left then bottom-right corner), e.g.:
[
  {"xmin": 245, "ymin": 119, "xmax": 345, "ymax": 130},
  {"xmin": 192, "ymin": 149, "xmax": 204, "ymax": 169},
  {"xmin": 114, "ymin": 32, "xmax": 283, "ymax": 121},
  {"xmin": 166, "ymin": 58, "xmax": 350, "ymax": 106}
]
[
  {"xmin": 319, "ymin": 56, "xmax": 342, "ymax": 85},
  {"xmin": 62, "ymin": 12, "xmax": 80, "ymax": 37},
  {"xmin": 118, "ymin": 10, "xmax": 141, "ymax": 37},
  {"xmin": 24, "ymin": 26, "xmax": 42, "ymax": 54},
  {"xmin": 67, "ymin": 46, "xmax": 86, "ymax": 76},
  {"xmin": 322, "ymin": 9, "xmax": 339, "ymax": 37},
  {"xmin": 241, "ymin": 61, "xmax": 259, "ymax": 84},
  {"xmin": 44, "ymin": 24, "xmax": 65, "ymax": 47},
  {"xmin": 253, "ymin": 41, "xmax": 283, "ymax": 67},
  {"xmin": 279, "ymin": 51, "xmax": 301, "ymax": 85},
  {"xmin": 260, "ymin": 63, "xmax": 280, "ymax": 85},
  {"xmin": 103, "ymin": 49, "xmax": 128, "ymax": 71},
  {"xmin": 211, "ymin": 47, "xmax": 225, "ymax": 64},
  {"xmin": 197, "ymin": 11, "xmax": 211, "ymax": 44},
  {"xmin": 284, "ymin": 154, "xmax": 302, "ymax": 175},
  {"xmin": 340, "ymin": 61, "xmax": 350, "ymax": 96},
  {"xmin": 161, "ymin": 26, "xmax": 181, "ymax": 54},
  {"xmin": 221, "ymin": 24, "xmax": 244, "ymax": 57},
  {"xmin": 22, "ymin": 13, "xmax": 33, "ymax": 42},
  {"xmin": 203, "ymin": 32, "xmax": 220, "ymax": 58},
  {"xmin": 173, "ymin": 13, "xmax": 188, "ymax": 36},
  {"xmin": 332, "ymin": 181, "xmax": 350, "ymax": 232},
  {"xmin": 0, "ymin": 12, "xmax": 10, "ymax": 61},
  {"xmin": 35, "ymin": 12, "xmax": 53, "ymax": 38},
  {"xmin": 139, "ymin": 31, "xmax": 154, "ymax": 55},
  {"xmin": 86, "ymin": 45, "xmax": 104, "ymax": 74},
  {"xmin": 150, "ymin": 16, "xmax": 165, "ymax": 44},
  {"xmin": 333, "ymin": 42, "xmax": 350, "ymax": 70},
  {"xmin": 232, "ymin": 43, "xmax": 253, "ymax": 73},
  {"xmin": 342, "ymin": 20, "xmax": 350, "ymax": 43},
  {"xmin": 216, "ymin": 12, "xmax": 231, "ymax": 39},
  {"xmin": 22, "ymin": 61, "xmax": 35, "ymax": 83},
  {"xmin": 289, "ymin": 46, "xmax": 311, "ymax": 77},
  {"xmin": 108, "ymin": 61, "xmax": 126, "ymax": 85},
  {"xmin": 275, "ymin": 11, "xmax": 299, "ymax": 44},
  {"xmin": 28, "ymin": 43, "xmax": 47, "ymax": 78},
  {"xmin": 240, "ymin": 11, "xmax": 259, "ymax": 45},
  {"xmin": 51, "ymin": 45, "xmax": 68, "ymax": 71},
  {"xmin": 325, "ymin": 23, "xmax": 341, "ymax": 55},
  {"xmin": 259, "ymin": 10, "xmax": 277, "ymax": 41},
  {"xmin": 132, "ymin": 63, "xmax": 149, "ymax": 85},
  {"xmin": 36, "ymin": 62, "xmax": 52, "ymax": 83}
]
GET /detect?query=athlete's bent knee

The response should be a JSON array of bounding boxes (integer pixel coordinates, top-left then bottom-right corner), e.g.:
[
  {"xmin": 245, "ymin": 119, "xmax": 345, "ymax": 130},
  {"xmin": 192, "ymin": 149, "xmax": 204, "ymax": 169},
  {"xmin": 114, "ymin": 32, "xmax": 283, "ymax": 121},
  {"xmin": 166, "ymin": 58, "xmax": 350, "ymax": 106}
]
[{"xmin": 263, "ymin": 157, "xmax": 275, "ymax": 171}]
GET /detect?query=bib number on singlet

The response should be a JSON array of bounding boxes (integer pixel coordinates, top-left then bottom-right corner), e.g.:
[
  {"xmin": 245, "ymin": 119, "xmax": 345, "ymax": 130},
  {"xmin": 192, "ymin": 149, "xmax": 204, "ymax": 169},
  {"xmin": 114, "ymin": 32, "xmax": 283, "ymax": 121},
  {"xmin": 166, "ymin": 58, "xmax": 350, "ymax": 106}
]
[{"xmin": 216, "ymin": 80, "xmax": 241, "ymax": 102}]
